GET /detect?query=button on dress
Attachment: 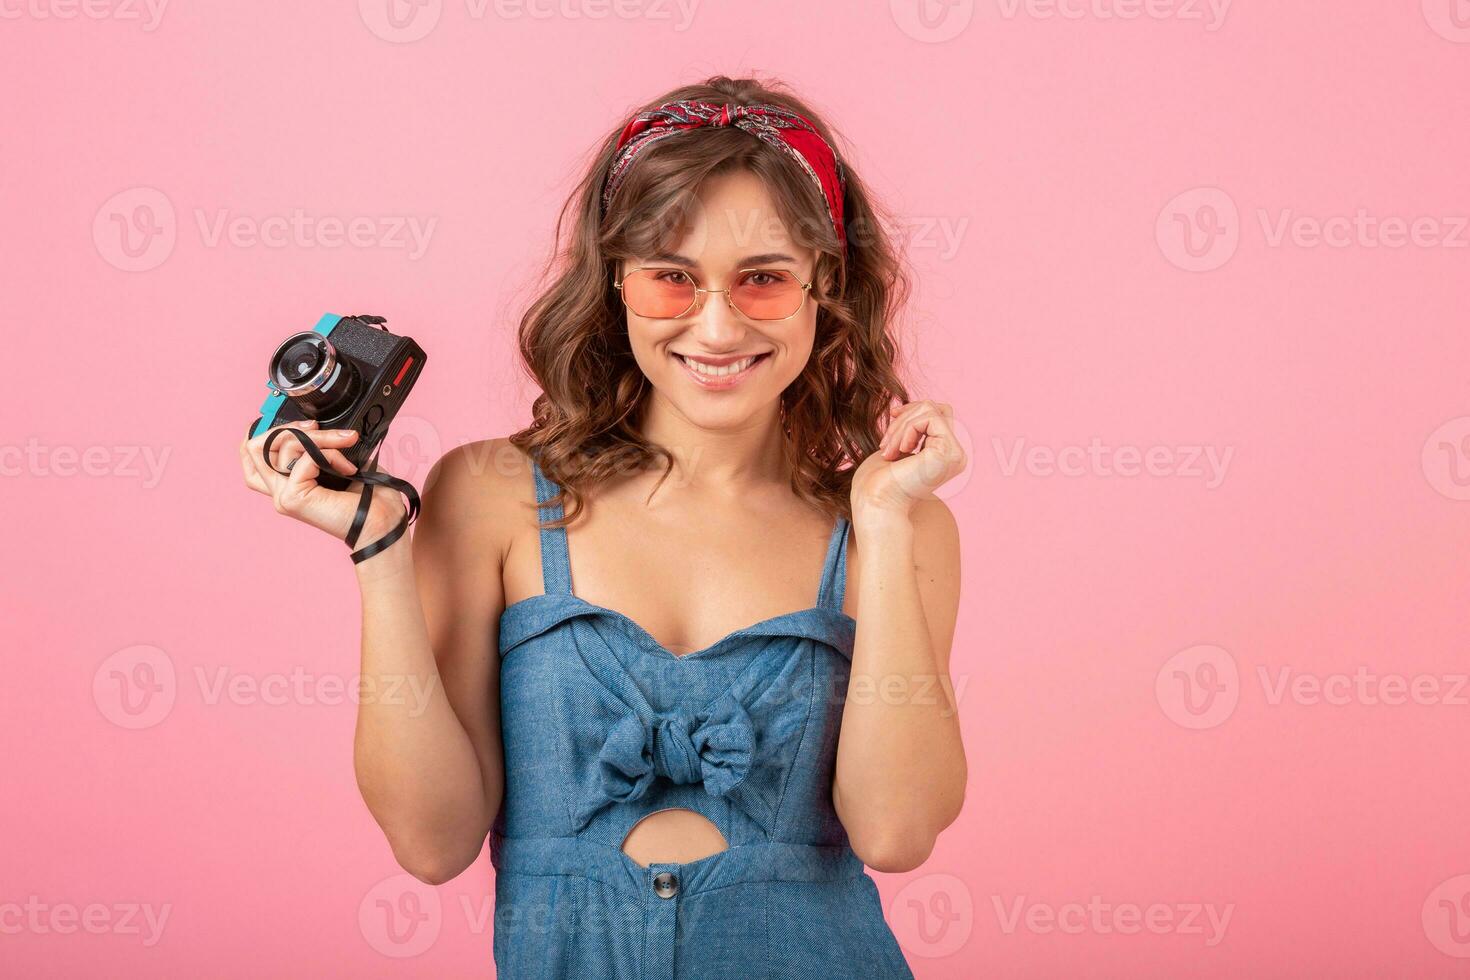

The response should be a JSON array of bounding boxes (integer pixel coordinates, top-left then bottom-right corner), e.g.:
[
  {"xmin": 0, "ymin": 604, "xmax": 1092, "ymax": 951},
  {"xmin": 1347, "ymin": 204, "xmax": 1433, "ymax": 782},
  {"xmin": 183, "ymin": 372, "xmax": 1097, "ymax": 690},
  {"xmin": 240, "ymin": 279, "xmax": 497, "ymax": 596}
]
[{"xmin": 490, "ymin": 455, "xmax": 916, "ymax": 980}]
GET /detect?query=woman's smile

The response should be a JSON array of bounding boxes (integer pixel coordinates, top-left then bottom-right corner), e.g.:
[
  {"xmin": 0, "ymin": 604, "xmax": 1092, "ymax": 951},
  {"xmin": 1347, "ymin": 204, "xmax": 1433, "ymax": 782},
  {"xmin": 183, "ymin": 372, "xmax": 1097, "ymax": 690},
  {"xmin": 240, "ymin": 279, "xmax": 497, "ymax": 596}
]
[{"xmin": 671, "ymin": 349, "xmax": 773, "ymax": 390}]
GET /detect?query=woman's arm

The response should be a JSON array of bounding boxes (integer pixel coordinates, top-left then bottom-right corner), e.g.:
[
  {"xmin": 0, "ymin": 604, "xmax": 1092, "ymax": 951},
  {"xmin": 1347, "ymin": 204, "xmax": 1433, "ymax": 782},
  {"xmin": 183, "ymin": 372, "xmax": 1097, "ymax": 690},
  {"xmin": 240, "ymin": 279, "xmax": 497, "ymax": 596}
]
[
  {"xmin": 833, "ymin": 401, "xmax": 969, "ymax": 873},
  {"xmin": 352, "ymin": 441, "xmax": 514, "ymax": 884}
]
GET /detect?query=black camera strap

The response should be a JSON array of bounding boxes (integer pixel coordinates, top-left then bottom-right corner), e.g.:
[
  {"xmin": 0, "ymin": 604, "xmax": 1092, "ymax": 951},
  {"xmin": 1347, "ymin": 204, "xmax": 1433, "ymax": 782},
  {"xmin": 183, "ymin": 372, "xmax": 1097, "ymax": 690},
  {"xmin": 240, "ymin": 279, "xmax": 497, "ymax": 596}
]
[{"xmin": 260, "ymin": 426, "xmax": 421, "ymax": 565}]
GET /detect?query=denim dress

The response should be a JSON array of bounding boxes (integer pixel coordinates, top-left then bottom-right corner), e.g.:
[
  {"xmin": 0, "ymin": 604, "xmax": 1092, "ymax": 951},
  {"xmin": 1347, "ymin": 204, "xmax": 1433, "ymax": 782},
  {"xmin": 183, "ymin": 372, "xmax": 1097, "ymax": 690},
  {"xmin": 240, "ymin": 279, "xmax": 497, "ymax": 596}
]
[{"xmin": 490, "ymin": 456, "xmax": 916, "ymax": 980}]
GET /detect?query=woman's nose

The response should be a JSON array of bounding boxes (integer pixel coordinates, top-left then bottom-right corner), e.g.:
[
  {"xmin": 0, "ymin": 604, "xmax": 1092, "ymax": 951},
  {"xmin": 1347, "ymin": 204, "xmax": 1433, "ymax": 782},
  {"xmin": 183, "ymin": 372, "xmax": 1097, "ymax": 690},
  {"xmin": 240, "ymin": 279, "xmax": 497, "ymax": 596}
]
[{"xmin": 688, "ymin": 288, "xmax": 747, "ymax": 346}]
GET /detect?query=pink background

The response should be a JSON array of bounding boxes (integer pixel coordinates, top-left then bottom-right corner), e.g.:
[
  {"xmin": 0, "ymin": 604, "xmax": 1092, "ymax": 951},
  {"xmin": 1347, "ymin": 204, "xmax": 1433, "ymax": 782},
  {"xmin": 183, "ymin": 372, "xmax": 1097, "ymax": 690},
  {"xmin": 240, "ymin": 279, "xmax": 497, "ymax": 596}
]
[{"xmin": 5, "ymin": 1, "xmax": 1470, "ymax": 976}]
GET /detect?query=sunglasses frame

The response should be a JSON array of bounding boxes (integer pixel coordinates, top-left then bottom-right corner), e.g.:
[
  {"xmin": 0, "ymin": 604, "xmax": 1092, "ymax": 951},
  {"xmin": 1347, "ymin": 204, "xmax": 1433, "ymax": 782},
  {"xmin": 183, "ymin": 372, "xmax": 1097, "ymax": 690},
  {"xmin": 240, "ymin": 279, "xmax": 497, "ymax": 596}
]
[{"xmin": 613, "ymin": 266, "xmax": 814, "ymax": 322}]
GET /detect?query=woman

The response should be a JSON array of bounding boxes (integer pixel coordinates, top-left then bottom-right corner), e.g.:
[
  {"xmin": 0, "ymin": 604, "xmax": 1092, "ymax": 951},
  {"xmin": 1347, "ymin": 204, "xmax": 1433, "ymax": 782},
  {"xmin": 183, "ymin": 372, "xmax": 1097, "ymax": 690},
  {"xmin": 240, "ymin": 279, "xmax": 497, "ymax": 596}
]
[{"xmin": 240, "ymin": 75, "xmax": 967, "ymax": 979}]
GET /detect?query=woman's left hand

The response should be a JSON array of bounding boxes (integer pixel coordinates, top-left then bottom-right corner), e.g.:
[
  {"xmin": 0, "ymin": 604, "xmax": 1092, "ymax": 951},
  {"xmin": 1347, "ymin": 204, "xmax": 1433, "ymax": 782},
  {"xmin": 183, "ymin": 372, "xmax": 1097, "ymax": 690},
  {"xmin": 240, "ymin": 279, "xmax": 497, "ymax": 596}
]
[{"xmin": 850, "ymin": 400, "xmax": 968, "ymax": 522}]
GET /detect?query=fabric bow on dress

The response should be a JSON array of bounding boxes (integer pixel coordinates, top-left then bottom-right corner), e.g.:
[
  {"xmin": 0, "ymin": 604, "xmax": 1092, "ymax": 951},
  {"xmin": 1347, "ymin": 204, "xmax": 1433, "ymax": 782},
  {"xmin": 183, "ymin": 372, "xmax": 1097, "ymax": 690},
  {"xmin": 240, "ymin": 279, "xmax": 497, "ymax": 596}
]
[{"xmin": 596, "ymin": 702, "xmax": 756, "ymax": 804}]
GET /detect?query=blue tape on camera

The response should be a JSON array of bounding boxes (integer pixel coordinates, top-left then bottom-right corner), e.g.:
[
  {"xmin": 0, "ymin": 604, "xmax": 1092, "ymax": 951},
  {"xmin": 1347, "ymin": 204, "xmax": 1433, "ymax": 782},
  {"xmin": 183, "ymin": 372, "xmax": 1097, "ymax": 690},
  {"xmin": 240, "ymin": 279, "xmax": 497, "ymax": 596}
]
[{"xmin": 250, "ymin": 313, "xmax": 342, "ymax": 438}]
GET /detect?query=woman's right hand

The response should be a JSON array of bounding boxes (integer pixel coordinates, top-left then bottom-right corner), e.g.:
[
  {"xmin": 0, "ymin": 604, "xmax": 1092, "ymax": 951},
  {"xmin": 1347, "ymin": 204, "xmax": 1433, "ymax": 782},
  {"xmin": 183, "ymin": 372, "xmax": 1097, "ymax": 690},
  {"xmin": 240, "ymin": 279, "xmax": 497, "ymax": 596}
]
[{"xmin": 238, "ymin": 420, "xmax": 407, "ymax": 546}]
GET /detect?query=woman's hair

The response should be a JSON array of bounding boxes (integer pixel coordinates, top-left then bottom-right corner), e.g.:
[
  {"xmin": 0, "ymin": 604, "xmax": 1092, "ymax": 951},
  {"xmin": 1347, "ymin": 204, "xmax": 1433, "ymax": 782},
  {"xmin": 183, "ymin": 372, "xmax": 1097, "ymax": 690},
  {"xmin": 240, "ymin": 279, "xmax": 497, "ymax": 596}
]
[{"xmin": 508, "ymin": 73, "xmax": 912, "ymax": 525}]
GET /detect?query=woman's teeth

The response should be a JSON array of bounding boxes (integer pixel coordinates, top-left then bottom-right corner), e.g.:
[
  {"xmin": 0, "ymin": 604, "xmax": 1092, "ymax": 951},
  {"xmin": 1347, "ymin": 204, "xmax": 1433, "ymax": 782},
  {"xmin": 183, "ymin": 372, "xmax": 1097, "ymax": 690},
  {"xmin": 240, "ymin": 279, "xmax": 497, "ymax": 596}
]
[{"xmin": 680, "ymin": 354, "xmax": 760, "ymax": 377}]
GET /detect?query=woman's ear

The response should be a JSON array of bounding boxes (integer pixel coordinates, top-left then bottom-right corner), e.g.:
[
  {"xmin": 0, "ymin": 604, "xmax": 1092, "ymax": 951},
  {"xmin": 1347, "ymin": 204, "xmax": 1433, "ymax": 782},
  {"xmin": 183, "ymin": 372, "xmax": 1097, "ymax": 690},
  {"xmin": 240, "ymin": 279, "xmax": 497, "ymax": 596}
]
[{"xmin": 814, "ymin": 253, "xmax": 840, "ymax": 301}]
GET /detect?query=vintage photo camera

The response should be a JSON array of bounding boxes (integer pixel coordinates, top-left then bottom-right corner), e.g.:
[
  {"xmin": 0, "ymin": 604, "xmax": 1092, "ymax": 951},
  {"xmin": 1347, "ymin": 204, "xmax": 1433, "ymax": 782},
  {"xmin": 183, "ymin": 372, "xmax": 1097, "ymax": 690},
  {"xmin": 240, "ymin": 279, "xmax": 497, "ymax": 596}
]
[
  {"xmin": 247, "ymin": 313, "xmax": 427, "ymax": 563},
  {"xmin": 248, "ymin": 313, "xmax": 427, "ymax": 469}
]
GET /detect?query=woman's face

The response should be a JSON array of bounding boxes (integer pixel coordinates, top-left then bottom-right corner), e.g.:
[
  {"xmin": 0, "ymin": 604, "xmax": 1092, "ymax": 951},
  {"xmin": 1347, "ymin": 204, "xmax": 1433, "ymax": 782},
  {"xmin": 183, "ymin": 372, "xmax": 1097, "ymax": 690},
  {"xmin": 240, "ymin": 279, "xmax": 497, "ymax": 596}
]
[{"xmin": 621, "ymin": 169, "xmax": 818, "ymax": 432}]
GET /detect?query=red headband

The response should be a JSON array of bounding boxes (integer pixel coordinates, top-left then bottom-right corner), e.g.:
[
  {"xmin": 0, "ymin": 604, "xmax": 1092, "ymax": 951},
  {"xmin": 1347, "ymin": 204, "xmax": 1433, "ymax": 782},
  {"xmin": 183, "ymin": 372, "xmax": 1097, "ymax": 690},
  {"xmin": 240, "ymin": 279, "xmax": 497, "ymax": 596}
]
[{"xmin": 601, "ymin": 99, "xmax": 848, "ymax": 250}]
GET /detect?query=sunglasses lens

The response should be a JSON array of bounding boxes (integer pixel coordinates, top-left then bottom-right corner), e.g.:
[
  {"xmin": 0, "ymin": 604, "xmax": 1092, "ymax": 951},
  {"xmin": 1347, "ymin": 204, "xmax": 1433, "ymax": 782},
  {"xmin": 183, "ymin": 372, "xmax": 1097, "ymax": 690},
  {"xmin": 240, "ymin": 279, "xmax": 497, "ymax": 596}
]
[
  {"xmin": 622, "ymin": 269, "xmax": 695, "ymax": 318},
  {"xmin": 620, "ymin": 268, "xmax": 807, "ymax": 320},
  {"xmin": 731, "ymin": 270, "xmax": 804, "ymax": 320}
]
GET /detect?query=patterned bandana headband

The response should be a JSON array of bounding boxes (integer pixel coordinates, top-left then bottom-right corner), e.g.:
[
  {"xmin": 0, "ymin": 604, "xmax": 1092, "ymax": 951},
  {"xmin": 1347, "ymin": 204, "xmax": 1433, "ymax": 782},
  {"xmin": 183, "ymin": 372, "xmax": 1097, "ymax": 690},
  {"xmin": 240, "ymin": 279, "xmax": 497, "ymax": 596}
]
[{"xmin": 601, "ymin": 100, "xmax": 848, "ymax": 250}]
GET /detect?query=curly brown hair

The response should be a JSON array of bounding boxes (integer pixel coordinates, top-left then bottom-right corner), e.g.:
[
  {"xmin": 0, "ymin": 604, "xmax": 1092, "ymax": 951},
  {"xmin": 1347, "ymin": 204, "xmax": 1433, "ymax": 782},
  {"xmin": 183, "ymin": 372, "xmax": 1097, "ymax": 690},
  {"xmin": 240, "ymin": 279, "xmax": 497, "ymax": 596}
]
[{"xmin": 508, "ymin": 73, "xmax": 912, "ymax": 526}]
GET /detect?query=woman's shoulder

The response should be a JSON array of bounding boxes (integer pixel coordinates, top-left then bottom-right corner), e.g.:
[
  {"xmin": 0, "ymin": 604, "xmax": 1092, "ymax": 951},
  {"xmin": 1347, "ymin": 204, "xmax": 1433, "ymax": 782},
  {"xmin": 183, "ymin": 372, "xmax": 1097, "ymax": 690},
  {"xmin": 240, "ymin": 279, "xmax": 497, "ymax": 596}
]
[{"xmin": 416, "ymin": 437, "xmax": 540, "ymax": 559}]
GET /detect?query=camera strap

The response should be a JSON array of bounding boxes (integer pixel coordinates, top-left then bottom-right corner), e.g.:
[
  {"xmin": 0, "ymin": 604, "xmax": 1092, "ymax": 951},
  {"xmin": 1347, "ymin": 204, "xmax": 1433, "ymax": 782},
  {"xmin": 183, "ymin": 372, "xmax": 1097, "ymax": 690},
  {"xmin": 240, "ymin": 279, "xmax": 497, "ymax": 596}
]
[{"xmin": 260, "ymin": 426, "xmax": 421, "ymax": 565}]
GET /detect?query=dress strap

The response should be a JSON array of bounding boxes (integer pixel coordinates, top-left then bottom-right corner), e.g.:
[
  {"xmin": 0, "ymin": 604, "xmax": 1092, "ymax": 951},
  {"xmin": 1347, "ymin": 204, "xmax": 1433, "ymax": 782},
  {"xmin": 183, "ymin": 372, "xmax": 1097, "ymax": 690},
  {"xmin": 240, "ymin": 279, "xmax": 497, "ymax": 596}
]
[
  {"xmin": 530, "ymin": 452, "xmax": 573, "ymax": 596},
  {"xmin": 816, "ymin": 516, "xmax": 851, "ymax": 613}
]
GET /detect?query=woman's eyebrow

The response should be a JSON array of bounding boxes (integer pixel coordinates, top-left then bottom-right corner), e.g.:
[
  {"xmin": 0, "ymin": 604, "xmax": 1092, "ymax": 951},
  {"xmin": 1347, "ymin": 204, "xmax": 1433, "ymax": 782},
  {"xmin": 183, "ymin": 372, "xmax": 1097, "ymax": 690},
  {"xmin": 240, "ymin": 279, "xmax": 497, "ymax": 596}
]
[
  {"xmin": 646, "ymin": 251, "xmax": 698, "ymax": 266},
  {"xmin": 643, "ymin": 251, "xmax": 799, "ymax": 267}
]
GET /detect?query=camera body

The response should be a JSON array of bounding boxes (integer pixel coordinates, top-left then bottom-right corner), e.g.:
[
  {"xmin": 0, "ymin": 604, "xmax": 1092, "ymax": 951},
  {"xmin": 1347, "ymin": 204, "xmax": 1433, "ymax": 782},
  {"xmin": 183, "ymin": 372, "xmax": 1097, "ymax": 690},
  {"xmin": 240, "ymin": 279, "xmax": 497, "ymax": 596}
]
[{"xmin": 249, "ymin": 313, "xmax": 426, "ymax": 470}]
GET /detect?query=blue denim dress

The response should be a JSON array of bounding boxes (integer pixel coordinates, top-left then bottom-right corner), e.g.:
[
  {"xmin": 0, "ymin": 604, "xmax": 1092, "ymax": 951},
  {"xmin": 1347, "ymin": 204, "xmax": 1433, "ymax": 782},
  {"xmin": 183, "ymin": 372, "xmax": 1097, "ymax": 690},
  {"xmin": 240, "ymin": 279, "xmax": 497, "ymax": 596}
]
[{"xmin": 489, "ymin": 457, "xmax": 916, "ymax": 979}]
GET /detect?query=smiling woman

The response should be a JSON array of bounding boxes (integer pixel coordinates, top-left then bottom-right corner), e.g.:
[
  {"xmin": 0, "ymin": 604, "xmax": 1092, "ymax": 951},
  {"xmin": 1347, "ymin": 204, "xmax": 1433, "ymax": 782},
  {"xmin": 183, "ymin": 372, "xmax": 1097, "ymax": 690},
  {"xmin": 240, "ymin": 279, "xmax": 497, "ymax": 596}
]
[
  {"xmin": 243, "ymin": 72, "xmax": 967, "ymax": 980},
  {"xmin": 612, "ymin": 171, "xmax": 822, "ymax": 416}
]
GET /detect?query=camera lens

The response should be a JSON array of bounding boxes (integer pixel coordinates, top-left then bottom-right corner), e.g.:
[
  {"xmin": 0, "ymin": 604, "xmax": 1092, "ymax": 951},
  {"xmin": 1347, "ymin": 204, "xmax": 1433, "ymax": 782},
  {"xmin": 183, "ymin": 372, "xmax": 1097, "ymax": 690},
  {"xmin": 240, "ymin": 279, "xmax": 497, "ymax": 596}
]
[
  {"xmin": 267, "ymin": 331, "xmax": 361, "ymax": 423},
  {"xmin": 279, "ymin": 339, "xmax": 323, "ymax": 385}
]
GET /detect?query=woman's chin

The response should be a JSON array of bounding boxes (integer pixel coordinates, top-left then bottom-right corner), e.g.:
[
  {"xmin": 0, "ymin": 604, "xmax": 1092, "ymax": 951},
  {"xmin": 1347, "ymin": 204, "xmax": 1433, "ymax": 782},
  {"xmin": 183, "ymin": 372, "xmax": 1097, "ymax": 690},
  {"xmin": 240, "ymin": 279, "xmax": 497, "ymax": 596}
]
[{"xmin": 650, "ymin": 380, "xmax": 769, "ymax": 430}]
